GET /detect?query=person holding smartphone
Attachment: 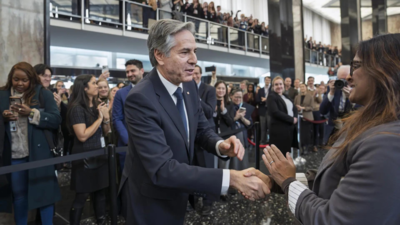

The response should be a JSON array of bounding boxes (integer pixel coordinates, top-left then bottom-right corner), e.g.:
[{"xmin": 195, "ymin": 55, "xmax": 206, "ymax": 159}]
[
  {"xmin": 0, "ymin": 62, "xmax": 61, "ymax": 225},
  {"xmin": 66, "ymin": 74, "xmax": 110, "ymax": 225}
]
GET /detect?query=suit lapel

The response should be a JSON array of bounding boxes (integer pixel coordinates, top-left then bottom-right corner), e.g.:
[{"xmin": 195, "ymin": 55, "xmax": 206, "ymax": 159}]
[
  {"xmin": 150, "ymin": 70, "xmax": 190, "ymax": 157},
  {"xmin": 183, "ymin": 82, "xmax": 195, "ymax": 161}
]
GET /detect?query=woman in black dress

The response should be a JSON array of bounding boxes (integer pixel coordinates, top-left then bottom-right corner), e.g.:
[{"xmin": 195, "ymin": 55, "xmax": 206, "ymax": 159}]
[
  {"xmin": 267, "ymin": 76, "xmax": 299, "ymax": 155},
  {"xmin": 67, "ymin": 75, "xmax": 110, "ymax": 225}
]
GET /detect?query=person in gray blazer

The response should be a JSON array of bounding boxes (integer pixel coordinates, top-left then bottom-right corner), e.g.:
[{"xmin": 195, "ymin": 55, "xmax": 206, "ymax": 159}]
[
  {"xmin": 244, "ymin": 33, "xmax": 400, "ymax": 224},
  {"xmin": 294, "ymin": 83, "xmax": 314, "ymax": 154}
]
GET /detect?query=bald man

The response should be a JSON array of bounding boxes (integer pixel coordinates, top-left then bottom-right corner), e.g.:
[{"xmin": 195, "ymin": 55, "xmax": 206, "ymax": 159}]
[{"xmin": 319, "ymin": 65, "xmax": 352, "ymax": 143}]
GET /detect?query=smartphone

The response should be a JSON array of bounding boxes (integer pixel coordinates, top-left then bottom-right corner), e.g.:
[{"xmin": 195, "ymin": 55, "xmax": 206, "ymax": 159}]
[
  {"xmin": 9, "ymin": 96, "xmax": 22, "ymax": 117},
  {"xmin": 239, "ymin": 107, "xmax": 246, "ymax": 112},
  {"xmin": 102, "ymin": 65, "xmax": 109, "ymax": 73},
  {"xmin": 205, "ymin": 66, "xmax": 216, "ymax": 72}
]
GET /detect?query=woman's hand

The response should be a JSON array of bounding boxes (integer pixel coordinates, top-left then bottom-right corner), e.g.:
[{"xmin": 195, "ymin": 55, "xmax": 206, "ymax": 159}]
[
  {"xmin": 293, "ymin": 117, "xmax": 298, "ymax": 124},
  {"xmin": 97, "ymin": 102, "xmax": 105, "ymax": 120},
  {"xmin": 2, "ymin": 110, "xmax": 18, "ymax": 122},
  {"xmin": 99, "ymin": 105, "xmax": 110, "ymax": 121},
  {"xmin": 219, "ymin": 99, "xmax": 225, "ymax": 112},
  {"xmin": 53, "ymin": 92, "xmax": 61, "ymax": 108},
  {"xmin": 262, "ymin": 145, "xmax": 296, "ymax": 187},
  {"xmin": 10, "ymin": 104, "xmax": 31, "ymax": 117}
]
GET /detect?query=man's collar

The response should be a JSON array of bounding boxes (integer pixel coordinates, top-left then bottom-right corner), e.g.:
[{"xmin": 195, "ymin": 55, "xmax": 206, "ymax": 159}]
[
  {"xmin": 157, "ymin": 69, "xmax": 183, "ymax": 96},
  {"xmin": 197, "ymin": 81, "xmax": 201, "ymax": 88}
]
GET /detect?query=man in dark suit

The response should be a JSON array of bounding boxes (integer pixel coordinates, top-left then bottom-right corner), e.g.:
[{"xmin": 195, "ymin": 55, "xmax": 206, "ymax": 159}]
[
  {"xmin": 192, "ymin": 65, "xmax": 217, "ymax": 215},
  {"xmin": 112, "ymin": 59, "xmax": 144, "ymax": 171},
  {"xmin": 256, "ymin": 76, "xmax": 271, "ymax": 144},
  {"xmin": 119, "ymin": 19, "xmax": 268, "ymax": 225},
  {"xmin": 283, "ymin": 77, "xmax": 298, "ymax": 101},
  {"xmin": 320, "ymin": 65, "xmax": 352, "ymax": 144}
]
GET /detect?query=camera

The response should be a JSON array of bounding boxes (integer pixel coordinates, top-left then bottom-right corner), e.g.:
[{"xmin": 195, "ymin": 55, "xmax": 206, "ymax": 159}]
[{"xmin": 334, "ymin": 79, "xmax": 348, "ymax": 90}]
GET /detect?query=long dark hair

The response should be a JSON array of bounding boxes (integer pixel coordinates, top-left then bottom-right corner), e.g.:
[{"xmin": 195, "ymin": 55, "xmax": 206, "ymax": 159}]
[
  {"xmin": 214, "ymin": 80, "xmax": 229, "ymax": 104},
  {"xmin": 0, "ymin": 62, "xmax": 41, "ymax": 106},
  {"xmin": 67, "ymin": 74, "xmax": 99, "ymax": 135},
  {"xmin": 329, "ymin": 34, "xmax": 400, "ymax": 159}
]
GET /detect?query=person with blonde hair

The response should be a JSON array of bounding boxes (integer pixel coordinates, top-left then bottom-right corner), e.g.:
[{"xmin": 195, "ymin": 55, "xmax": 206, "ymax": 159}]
[{"xmin": 266, "ymin": 76, "xmax": 298, "ymax": 155}]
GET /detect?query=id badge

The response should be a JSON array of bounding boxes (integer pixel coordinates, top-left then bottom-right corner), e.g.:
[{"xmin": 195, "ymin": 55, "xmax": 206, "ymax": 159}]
[
  {"xmin": 10, "ymin": 121, "xmax": 17, "ymax": 132},
  {"xmin": 100, "ymin": 136, "xmax": 105, "ymax": 148}
]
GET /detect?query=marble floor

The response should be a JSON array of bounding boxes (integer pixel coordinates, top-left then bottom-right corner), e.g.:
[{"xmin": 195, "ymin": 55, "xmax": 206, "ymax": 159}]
[{"xmin": 23, "ymin": 147, "xmax": 327, "ymax": 225}]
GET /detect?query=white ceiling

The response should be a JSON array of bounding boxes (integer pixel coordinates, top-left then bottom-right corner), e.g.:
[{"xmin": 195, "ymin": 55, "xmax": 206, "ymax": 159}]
[{"xmin": 303, "ymin": 0, "xmax": 400, "ymax": 24}]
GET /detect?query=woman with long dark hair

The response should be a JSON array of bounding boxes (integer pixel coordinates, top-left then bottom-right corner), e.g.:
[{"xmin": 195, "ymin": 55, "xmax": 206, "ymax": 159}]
[
  {"xmin": 213, "ymin": 81, "xmax": 234, "ymax": 138},
  {"xmin": 67, "ymin": 74, "xmax": 110, "ymax": 225},
  {"xmin": 0, "ymin": 62, "xmax": 61, "ymax": 225},
  {"xmin": 247, "ymin": 34, "xmax": 400, "ymax": 224}
]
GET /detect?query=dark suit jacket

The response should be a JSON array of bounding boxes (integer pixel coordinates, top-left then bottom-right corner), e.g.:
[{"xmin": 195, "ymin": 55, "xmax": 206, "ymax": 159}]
[
  {"xmin": 112, "ymin": 84, "xmax": 132, "ymax": 147},
  {"xmin": 195, "ymin": 82, "xmax": 217, "ymax": 169},
  {"xmin": 267, "ymin": 92, "xmax": 299, "ymax": 153},
  {"xmin": 256, "ymin": 85, "xmax": 272, "ymax": 116},
  {"xmin": 119, "ymin": 68, "xmax": 224, "ymax": 224},
  {"xmin": 319, "ymin": 89, "xmax": 351, "ymax": 127},
  {"xmin": 296, "ymin": 121, "xmax": 400, "ymax": 224},
  {"xmin": 285, "ymin": 87, "xmax": 298, "ymax": 101},
  {"xmin": 227, "ymin": 102, "xmax": 254, "ymax": 148}
]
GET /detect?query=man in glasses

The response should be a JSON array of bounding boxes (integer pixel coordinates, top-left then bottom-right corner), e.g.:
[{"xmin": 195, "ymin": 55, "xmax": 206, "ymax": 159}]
[{"xmin": 319, "ymin": 65, "xmax": 352, "ymax": 143}]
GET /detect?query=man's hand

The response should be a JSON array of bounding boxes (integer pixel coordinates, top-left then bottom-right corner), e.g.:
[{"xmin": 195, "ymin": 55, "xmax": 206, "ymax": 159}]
[
  {"xmin": 293, "ymin": 117, "xmax": 298, "ymax": 124},
  {"xmin": 261, "ymin": 97, "xmax": 266, "ymax": 102},
  {"xmin": 343, "ymin": 86, "xmax": 351, "ymax": 99},
  {"xmin": 230, "ymin": 170, "xmax": 270, "ymax": 201},
  {"xmin": 218, "ymin": 136, "xmax": 245, "ymax": 160},
  {"xmin": 262, "ymin": 145, "xmax": 296, "ymax": 187},
  {"xmin": 243, "ymin": 168, "xmax": 273, "ymax": 190}
]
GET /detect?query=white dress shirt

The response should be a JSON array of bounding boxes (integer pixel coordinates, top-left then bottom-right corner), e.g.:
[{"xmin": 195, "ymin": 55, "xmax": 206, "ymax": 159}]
[{"xmin": 157, "ymin": 70, "xmax": 230, "ymax": 194}]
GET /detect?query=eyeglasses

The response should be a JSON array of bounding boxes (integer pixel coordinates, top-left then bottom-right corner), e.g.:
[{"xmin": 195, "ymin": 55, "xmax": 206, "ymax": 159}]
[{"xmin": 350, "ymin": 60, "xmax": 362, "ymax": 76}]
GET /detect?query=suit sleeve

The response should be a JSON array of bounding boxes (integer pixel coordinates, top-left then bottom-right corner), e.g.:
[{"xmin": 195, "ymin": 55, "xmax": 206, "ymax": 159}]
[
  {"xmin": 256, "ymin": 89, "xmax": 265, "ymax": 106},
  {"xmin": 200, "ymin": 86, "xmax": 216, "ymax": 120},
  {"xmin": 319, "ymin": 94, "xmax": 332, "ymax": 115},
  {"xmin": 36, "ymin": 89, "xmax": 61, "ymax": 130},
  {"xmin": 267, "ymin": 95, "xmax": 294, "ymax": 124},
  {"xmin": 125, "ymin": 92, "xmax": 223, "ymax": 195},
  {"xmin": 295, "ymin": 134, "xmax": 400, "ymax": 225},
  {"xmin": 112, "ymin": 90, "xmax": 128, "ymax": 145}
]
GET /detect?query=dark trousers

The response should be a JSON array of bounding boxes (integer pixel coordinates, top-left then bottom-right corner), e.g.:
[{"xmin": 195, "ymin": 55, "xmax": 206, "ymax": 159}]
[
  {"xmin": 312, "ymin": 111, "xmax": 324, "ymax": 146},
  {"xmin": 260, "ymin": 113, "xmax": 269, "ymax": 143},
  {"xmin": 300, "ymin": 119, "xmax": 313, "ymax": 149},
  {"xmin": 71, "ymin": 189, "xmax": 107, "ymax": 219}
]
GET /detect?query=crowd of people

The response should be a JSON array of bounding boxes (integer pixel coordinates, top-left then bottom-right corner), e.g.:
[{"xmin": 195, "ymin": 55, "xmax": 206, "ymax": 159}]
[
  {"xmin": 0, "ymin": 18, "xmax": 400, "ymax": 225},
  {"xmin": 138, "ymin": 0, "xmax": 269, "ymax": 35},
  {"xmin": 305, "ymin": 36, "xmax": 341, "ymax": 66}
]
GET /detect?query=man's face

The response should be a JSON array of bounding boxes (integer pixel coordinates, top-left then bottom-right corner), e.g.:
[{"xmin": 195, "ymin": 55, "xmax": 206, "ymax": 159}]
[
  {"xmin": 264, "ymin": 77, "xmax": 271, "ymax": 87},
  {"xmin": 240, "ymin": 82, "xmax": 247, "ymax": 91},
  {"xmin": 156, "ymin": 30, "xmax": 197, "ymax": 85},
  {"xmin": 126, "ymin": 64, "xmax": 144, "ymax": 85},
  {"xmin": 284, "ymin": 78, "xmax": 291, "ymax": 88},
  {"xmin": 217, "ymin": 6, "xmax": 221, "ymax": 11},
  {"xmin": 308, "ymin": 78, "xmax": 314, "ymax": 87},
  {"xmin": 193, "ymin": 67, "xmax": 202, "ymax": 84},
  {"xmin": 39, "ymin": 69, "xmax": 52, "ymax": 88},
  {"xmin": 294, "ymin": 79, "xmax": 300, "ymax": 88}
]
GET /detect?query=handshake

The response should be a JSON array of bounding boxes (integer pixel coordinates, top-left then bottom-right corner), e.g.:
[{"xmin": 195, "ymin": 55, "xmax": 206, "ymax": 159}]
[{"xmin": 228, "ymin": 145, "xmax": 297, "ymax": 200}]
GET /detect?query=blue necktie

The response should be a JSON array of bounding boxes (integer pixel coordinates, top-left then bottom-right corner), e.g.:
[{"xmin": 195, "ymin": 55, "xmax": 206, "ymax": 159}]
[{"xmin": 173, "ymin": 87, "xmax": 188, "ymax": 138}]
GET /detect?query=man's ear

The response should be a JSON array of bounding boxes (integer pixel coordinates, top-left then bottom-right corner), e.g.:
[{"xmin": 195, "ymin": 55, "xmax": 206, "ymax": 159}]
[{"xmin": 154, "ymin": 49, "xmax": 165, "ymax": 66}]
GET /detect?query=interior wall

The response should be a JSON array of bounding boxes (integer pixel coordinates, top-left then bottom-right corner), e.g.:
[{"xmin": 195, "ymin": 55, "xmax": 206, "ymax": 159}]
[
  {"xmin": 0, "ymin": 0, "xmax": 44, "ymax": 87},
  {"xmin": 329, "ymin": 21, "xmax": 341, "ymax": 48},
  {"xmin": 388, "ymin": 14, "xmax": 400, "ymax": 34}
]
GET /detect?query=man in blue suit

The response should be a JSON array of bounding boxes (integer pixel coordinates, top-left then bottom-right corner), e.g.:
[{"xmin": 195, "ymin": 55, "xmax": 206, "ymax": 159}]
[
  {"xmin": 112, "ymin": 59, "xmax": 144, "ymax": 171},
  {"xmin": 119, "ymin": 19, "xmax": 268, "ymax": 225},
  {"xmin": 320, "ymin": 65, "xmax": 352, "ymax": 144}
]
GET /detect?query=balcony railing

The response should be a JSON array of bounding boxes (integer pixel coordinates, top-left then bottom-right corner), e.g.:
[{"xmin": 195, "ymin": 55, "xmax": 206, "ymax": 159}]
[
  {"xmin": 49, "ymin": 0, "xmax": 269, "ymax": 56},
  {"xmin": 305, "ymin": 48, "xmax": 341, "ymax": 67}
]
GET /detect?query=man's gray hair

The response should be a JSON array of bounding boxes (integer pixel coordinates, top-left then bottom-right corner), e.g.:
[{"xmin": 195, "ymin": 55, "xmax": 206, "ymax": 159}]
[
  {"xmin": 337, "ymin": 65, "xmax": 350, "ymax": 80},
  {"xmin": 147, "ymin": 19, "xmax": 195, "ymax": 67}
]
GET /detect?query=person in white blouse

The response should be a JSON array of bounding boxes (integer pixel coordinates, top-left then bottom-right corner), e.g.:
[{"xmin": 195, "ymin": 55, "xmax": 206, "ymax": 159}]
[{"xmin": 243, "ymin": 33, "xmax": 400, "ymax": 225}]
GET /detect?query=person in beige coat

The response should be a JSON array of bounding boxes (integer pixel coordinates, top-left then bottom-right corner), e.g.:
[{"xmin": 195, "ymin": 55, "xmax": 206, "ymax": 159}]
[{"xmin": 294, "ymin": 83, "xmax": 314, "ymax": 154}]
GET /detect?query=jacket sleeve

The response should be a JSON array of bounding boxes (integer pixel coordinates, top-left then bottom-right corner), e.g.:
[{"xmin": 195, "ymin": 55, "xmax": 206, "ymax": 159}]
[
  {"xmin": 319, "ymin": 94, "xmax": 332, "ymax": 115},
  {"xmin": 267, "ymin": 95, "xmax": 294, "ymax": 124},
  {"xmin": 256, "ymin": 89, "xmax": 266, "ymax": 107},
  {"xmin": 295, "ymin": 134, "xmax": 400, "ymax": 225},
  {"xmin": 200, "ymin": 86, "xmax": 216, "ymax": 120},
  {"xmin": 112, "ymin": 90, "xmax": 129, "ymax": 145},
  {"xmin": 303, "ymin": 95, "xmax": 314, "ymax": 112},
  {"xmin": 36, "ymin": 89, "xmax": 61, "ymax": 130}
]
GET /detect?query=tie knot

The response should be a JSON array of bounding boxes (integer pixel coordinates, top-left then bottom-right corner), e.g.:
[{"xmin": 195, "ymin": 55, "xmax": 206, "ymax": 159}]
[{"xmin": 174, "ymin": 87, "xmax": 183, "ymax": 100}]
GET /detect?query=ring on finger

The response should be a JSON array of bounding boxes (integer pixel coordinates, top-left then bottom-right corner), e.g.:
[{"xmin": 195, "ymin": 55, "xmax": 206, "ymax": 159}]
[
  {"xmin": 269, "ymin": 160, "xmax": 274, "ymax": 165},
  {"xmin": 19, "ymin": 108, "xmax": 22, "ymax": 112}
]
